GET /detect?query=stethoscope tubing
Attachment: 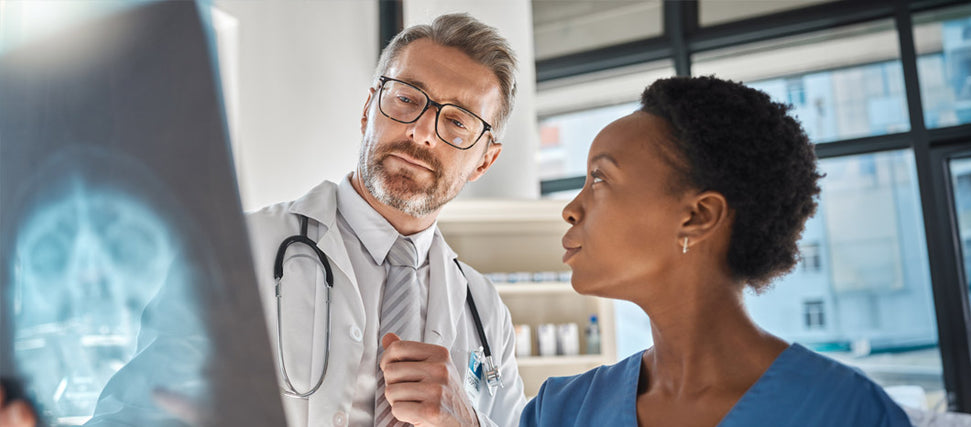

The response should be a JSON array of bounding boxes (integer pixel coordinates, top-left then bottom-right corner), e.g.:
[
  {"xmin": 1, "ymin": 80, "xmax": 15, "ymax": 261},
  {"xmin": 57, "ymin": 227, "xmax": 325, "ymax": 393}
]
[
  {"xmin": 274, "ymin": 215, "xmax": 335, "ymax": 398},
  {"xmin": 273, "ymin": 214, "xmax": 499, "ymax": 399}
]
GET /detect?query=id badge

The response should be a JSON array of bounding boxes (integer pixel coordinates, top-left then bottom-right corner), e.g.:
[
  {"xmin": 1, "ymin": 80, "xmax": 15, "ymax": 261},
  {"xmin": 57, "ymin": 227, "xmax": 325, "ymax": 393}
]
[{"xmin": 464, "ymin": 346, "xmax": 484, "ymax": 403}]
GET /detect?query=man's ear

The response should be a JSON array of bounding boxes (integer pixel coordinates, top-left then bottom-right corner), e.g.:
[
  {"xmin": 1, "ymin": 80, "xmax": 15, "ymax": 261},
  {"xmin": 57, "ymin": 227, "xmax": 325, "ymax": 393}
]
[
  {"xmin": 361, "ymin": 87, "xmax": 375, "ymax": 134},
  {"xmin": 467, "ymin": 141, "xmax": 502, "ymax": 182},
  {"xmin": 678, "ymin": 190, "xmax": 731, "ymax": 251}
]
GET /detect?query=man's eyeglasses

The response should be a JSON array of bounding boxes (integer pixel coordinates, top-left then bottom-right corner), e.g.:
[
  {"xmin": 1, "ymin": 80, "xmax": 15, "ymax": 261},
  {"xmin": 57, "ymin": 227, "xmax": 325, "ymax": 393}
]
[{"xmin": 376, "ymin": 76, "xmax": 493, "ymax": 150}]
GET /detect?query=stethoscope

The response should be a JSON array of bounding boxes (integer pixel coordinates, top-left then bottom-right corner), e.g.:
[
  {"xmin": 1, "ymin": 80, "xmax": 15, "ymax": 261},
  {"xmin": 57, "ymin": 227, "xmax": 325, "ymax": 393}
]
[{"xmin": 273, "ymin": 214, "xmax": 502, "ymax": 399}]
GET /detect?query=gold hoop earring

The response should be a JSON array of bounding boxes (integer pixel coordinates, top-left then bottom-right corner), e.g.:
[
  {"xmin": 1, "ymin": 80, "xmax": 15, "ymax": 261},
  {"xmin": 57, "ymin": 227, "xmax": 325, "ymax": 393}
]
[{"xmin": 682, "ymin": 237, "xmax": 689, "ymax": 254}]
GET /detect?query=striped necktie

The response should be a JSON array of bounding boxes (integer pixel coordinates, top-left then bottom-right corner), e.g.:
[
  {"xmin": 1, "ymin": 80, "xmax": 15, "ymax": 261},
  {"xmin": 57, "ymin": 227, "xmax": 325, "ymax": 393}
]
[{"xmin": 375, "ymin": 236, "xmax": 422, "ymax": 427}]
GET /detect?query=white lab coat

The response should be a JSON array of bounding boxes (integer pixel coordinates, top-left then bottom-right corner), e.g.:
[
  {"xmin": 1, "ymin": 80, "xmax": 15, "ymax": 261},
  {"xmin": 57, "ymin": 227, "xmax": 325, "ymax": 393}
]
[{"xmin": 246, "ymin": 180, "xmax": 526, "ymax": 427}]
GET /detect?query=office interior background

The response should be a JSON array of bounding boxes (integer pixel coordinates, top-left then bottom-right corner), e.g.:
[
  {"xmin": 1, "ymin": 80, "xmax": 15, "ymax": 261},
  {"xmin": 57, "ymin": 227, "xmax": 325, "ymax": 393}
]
[{"xmin": 3, "ymin": 0, "xmax": 971, "ymax": 416}]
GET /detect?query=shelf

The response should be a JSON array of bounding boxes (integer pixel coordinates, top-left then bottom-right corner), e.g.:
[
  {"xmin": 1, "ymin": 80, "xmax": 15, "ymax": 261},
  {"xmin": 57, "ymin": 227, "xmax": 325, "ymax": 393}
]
[
  {"xmin": 438, "ymin": 198, "xmax": 568, "ymax": 223},
  {"xmin": 494, "ymin": 282, "xmax": 575, "ymax": 295},
  {"xmin": 516, "ymin": 354, "xmax": 605, "ymax": 367},
  {"xmin": 436, "ymin": 198, "xmax": 617, "ymax": 397}
]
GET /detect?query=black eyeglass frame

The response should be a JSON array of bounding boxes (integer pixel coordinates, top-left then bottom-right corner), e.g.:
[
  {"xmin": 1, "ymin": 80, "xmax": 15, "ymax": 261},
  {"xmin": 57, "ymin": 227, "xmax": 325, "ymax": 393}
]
[{"xmin": 376, "ymin": 76, "xmax": 493, "ymax": 150}]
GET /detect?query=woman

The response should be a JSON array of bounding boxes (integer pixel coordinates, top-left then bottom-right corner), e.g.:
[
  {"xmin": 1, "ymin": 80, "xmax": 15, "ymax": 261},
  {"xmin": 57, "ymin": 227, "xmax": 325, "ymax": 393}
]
[{"xmin": 522, "ymin": 76, "xmax": 910, "ymax": 426}]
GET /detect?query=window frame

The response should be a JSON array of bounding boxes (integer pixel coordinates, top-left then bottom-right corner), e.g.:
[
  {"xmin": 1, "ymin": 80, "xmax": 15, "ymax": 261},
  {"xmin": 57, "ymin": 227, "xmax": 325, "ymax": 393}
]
[
  {"xmin": 379, "ymin": 0, "xmax": 971, "ymax": 412},
  {"xmin": 531, "ymin": 0, "xmax": 971, "ymax": 412}
]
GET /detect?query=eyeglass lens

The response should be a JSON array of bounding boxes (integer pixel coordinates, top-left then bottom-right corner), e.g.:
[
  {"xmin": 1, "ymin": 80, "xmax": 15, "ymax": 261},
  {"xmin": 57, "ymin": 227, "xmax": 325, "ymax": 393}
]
[{"xmin": 379, "ymin": 80, "xmax": 484, "ymax": 148}]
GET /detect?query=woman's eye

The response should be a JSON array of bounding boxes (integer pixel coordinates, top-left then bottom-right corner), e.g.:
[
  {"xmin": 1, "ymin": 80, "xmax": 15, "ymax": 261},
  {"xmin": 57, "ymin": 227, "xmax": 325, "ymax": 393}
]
[
  {"xmin": 590, "ymin": 171, "xmax": 605, "ymax": 184},
  {"xmin": 396, "ymin": 95, "xmax": 413, "ymax": 104}
]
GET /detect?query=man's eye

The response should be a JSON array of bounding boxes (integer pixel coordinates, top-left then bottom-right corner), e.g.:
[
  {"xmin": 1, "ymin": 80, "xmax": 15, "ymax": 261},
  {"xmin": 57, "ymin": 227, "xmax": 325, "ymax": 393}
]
[
  {"xmin": 450, "ymin": 119, "xmax": 467, "ymax": 129},
  {"xmin": 396, "ymin": 95, "xmax": 413, "ymax": 104}
]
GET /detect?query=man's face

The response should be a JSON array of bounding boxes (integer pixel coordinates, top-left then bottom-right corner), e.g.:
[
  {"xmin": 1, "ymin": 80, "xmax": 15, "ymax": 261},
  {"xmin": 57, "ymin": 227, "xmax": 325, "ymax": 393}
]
[{"xmin": 358, "ymin": 38, "xmax": 504, "ymax": 217}]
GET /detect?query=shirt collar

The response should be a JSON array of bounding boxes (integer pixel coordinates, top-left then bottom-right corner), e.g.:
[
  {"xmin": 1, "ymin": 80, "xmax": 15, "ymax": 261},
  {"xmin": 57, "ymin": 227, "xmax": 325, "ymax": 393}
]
[{"xmin": 337, "ymin": 174, "xmax": 436, "ymax": 266}]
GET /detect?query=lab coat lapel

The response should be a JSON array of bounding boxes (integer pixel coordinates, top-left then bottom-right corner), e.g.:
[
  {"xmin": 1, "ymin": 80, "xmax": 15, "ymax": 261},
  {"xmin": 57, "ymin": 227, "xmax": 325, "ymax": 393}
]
[
  {"xmin": 313, "ymin": 223, "xmax": 358, "ymax": 292},
  {"xmin": 425, "ymin": 229, "xmax": 466, "ymax": 349},
  {"xmin": 287, "ymin": 181, "xmax": 364, "ymax": 324}
]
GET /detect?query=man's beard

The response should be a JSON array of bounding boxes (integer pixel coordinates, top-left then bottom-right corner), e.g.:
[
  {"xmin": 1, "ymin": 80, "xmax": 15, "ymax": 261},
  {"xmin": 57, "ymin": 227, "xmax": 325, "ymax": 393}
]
[{"xmin": 360, "ymin": 140, "xmax": 465, "ymax": 217}]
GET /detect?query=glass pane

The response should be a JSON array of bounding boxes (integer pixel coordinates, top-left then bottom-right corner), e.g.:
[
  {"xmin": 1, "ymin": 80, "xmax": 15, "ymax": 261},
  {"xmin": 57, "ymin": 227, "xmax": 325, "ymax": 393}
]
[
  {"xmin": 699, "ymin": 0, "xmax": 836, "ymax": 27},
  {"xmin": 914, "ymin": 4, "xmax": 971, "ymax": 129},
  {"xmin": 538, "ymin": 102, "xmax": 637, "ymax": 181},
  {"xmin": 536, "ymin": 62, "xmax": 675, "ymax": 182},
  {"xmin": 693, "ymin": 20, "xmax": 911, "ymax": 144},
  {"xmin": 950, "ymin": 156, "xmax": 971, "ymax": 315},
  {"xmin": 747, "ymin": 150, "xmax": 944, "ymax": 411},
  {"xmin": 532, "ymin": 0, "xmax": 662, "ymax": 60}
]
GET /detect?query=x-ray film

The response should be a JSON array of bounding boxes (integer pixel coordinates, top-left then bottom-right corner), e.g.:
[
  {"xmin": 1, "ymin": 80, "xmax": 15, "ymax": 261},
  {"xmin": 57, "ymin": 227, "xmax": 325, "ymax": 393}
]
[{"xmin": 0, "ymin": 2, "xmax": 285, "ymax": 426}]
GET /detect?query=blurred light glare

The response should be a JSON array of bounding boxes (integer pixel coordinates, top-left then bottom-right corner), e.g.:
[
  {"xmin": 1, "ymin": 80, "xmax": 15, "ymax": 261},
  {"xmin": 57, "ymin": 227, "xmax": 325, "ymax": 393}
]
[{"xmin": 0, "ymin": 0, "xmax": 141, "ymax": 55}]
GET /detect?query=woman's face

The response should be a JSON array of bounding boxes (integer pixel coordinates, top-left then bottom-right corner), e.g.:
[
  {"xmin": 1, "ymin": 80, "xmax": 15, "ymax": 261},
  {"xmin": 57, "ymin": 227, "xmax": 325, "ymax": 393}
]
[{"xmin": 561, "ymin": 111, "xmax": 690, "ymax": 300}]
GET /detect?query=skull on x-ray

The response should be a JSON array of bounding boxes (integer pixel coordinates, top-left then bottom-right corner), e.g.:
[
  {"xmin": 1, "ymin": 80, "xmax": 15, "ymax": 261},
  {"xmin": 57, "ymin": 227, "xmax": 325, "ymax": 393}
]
[{"xmin": 12, "ymin": 173, "xmax": 180, "ymax": 420}]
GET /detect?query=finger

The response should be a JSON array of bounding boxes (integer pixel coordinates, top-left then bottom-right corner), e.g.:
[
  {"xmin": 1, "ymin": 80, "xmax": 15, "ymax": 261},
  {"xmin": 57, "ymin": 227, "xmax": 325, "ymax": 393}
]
[
  {"xmin": 152, "ymin": 388, "xmax": 203, "ymax": 425},
  {"xmin": 380, "ymin": 341, "xmax": 450, "ymax": 370},
  {"xmin": 382, "ymin": 360, "xmax": 449, "ymax": 385},
  {"xmin": 385, "ymin": 380, "xmax": 445, "ymax": 405},
  {"xmin": 2, "ymin": 400, "xmax": 36, "ymax": 427},
  {"xmin": 389, "ymin": 400, "xmax": 450, "ymax": 426},
  {"xmin": 381, "ymin": 332, "xmax": 401, "ymax": 351}
]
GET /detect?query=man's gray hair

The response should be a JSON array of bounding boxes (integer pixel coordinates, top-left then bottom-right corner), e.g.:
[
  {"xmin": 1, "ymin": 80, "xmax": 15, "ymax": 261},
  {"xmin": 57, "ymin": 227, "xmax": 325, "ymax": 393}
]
[{"xmin": 373, "ymin": 13, "xmax": 518, "ymax": 141}]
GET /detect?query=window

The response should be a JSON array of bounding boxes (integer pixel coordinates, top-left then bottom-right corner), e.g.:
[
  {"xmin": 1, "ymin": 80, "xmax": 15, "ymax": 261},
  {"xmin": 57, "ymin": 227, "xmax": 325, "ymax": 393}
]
[
  {"xmin": 747, "ymin": 150, "xmax": 944, "ymax": 409},
  {"xmin": 692, "ymin": 20, "xmax": 910, "ymax": 144},
  {"xmin": 801, "ymin": 242, "xmax": 822, "ymax": 273},
  {"xmin": 536, "ymin": 61, "xmax": 675, "ymax": 182},
  {"xmin": 532, "ymin": 0, "xmax": 663, "ymax": 60},
  {"xmin": 532, "ymin": 1, "xmax": 971, "ymax": 410},
  {"xmin": 538, "ymin": 102, "xmax": 638, "ymax": 181},
  {"xmin": 803, "ymin": 300, "xmax": 826, "ymax": 329},
  {"xmin": 699, "ymin": 0, "xmax": 836, "ymax": 27},
  {"xmin": 914, "ymin": 4, "xmax": 971, "ymax": 129},
  {"xmin": 950, "ymin": 157, "xmax": 971, "ymax": 297}
]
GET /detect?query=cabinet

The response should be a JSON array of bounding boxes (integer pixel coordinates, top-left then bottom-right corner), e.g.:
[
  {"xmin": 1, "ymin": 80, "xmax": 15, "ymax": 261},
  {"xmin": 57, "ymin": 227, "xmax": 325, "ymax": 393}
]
[{"xmin": 438, "ymin": 199, "xmax": 617, "ymax": 397}]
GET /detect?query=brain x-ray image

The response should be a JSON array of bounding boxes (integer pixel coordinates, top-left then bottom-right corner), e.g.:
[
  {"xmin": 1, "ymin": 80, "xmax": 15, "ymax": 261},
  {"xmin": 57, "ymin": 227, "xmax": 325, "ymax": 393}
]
[
  {"xmin": 11, "ymin": 149, "xmax": 210, "ymax": 426},
  {"xmin": 0, "ymin": 2, "xmax": 285, "ymax": 426}
]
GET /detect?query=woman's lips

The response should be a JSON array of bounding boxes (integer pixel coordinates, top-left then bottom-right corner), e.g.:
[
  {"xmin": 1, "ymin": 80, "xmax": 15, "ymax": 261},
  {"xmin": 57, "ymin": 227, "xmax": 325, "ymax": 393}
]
[{"xmin": 563, "ymin": 247, "xmax": 581, "ymax": 263}]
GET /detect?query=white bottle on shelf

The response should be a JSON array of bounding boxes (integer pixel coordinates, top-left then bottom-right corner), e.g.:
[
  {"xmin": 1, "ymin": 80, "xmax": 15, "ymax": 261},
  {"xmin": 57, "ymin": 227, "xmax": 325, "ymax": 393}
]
[{"xmin": 585, "ymin": 315, "xmax": 601, "ymax": 355}]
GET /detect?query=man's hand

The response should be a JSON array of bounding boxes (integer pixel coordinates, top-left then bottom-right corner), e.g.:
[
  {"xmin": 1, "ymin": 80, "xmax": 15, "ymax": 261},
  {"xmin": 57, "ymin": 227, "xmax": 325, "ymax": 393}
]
[
  {"xmin": 0, "ymin": 385, "xmax": 36, "ymax": 427},
  {"xmin": 379, "ymin": 333, "xmax": 480, "ymax": 427}
]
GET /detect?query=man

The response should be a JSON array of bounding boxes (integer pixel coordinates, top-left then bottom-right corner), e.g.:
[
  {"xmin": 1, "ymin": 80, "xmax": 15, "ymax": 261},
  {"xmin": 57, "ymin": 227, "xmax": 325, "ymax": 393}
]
[
  {"xmin": 243, "ymin": 12, "xmax": 525, "ymax": 427},
  {"xmin": 0, "ymin": 12, "xmax": 526, "ymax": 427}
]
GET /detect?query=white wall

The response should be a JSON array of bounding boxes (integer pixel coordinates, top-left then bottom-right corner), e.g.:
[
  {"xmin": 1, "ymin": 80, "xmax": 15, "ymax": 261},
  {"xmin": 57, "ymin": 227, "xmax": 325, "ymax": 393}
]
[
  {"xmin": 404, "ymin": 0, "xmax": 541, "ymax": 199},
  {"xmin": 212, "ymin": 1, "xmax": 378, "ymax": 211},
  {"xmin": 215, "ymin": 0, "xmax": 539, "ymax": 208}
]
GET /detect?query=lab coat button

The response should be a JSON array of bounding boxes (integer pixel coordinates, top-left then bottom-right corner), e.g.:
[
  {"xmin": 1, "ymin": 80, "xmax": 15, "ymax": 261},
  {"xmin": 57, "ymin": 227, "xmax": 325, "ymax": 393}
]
[
  {"xmin": 349, "ymin": 326, "xmax": 363, "ymax": 342},
  {"xmin": 333, "ymin": 411, "xmax": 347, "ymax": 426}
]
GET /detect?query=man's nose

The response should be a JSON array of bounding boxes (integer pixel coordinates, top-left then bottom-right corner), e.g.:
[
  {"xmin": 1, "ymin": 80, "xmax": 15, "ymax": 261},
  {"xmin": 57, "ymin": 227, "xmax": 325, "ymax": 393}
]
[{"xmin": 409, "ymin": 107, "xmax": 440, "ymax": 147}]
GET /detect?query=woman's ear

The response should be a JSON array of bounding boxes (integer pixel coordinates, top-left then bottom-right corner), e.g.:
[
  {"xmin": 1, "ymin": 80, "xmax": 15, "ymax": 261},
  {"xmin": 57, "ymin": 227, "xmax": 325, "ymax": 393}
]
[{"xmin": 679, "ymin": 190, "xmax": 732, "ymax": 251}]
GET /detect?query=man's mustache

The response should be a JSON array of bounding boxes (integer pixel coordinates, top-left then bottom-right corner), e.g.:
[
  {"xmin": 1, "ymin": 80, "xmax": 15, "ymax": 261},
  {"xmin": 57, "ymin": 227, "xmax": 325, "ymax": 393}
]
[{"xmin": 377, "ymin": 141, "xmax": 444, "ymax": 180}]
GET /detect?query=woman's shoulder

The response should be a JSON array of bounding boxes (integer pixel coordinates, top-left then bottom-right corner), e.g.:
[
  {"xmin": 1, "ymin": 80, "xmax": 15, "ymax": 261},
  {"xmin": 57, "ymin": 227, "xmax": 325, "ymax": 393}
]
[
  {"xmin": 546, "ymin": 350, "xmax": 640, "ymax": 392},
  {"xmin": 519, "ymin": 351, "xmax": 643, "ymax": 427},
  {"xmin": 775, "ymin": 343, "xmax": 890, "ymax": 389},
  {"xmin": 722, "ymin": 343, "xmax": 911, "ymax": 426}
]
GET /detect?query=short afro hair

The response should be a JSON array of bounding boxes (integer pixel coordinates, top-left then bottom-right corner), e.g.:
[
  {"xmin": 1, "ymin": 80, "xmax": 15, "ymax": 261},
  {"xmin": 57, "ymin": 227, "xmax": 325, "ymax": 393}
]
[{"xmin": 640, "ymin": 76, "xmax": 823, "ymax": 291}]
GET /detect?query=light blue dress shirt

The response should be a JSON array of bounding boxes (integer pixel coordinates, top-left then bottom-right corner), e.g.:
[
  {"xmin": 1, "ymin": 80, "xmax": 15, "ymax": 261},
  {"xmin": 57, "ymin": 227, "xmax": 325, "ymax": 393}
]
[{"xmin": 521, "ymin": 343, "xmax": 911, "ymax": 426}]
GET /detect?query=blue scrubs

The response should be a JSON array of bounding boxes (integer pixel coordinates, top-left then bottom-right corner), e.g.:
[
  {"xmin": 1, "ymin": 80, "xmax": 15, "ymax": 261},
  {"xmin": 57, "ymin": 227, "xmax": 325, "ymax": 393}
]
[{"xmin": 520, "ymin": 343, "xmax": 911, "ymax": 426}]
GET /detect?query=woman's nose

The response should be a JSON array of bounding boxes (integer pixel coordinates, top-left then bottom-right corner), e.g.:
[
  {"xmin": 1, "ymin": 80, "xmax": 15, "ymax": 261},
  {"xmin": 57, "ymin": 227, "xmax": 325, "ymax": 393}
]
[{"xmin": 562, "ymin": 193, "xmax": 582, "ymax": 225}]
